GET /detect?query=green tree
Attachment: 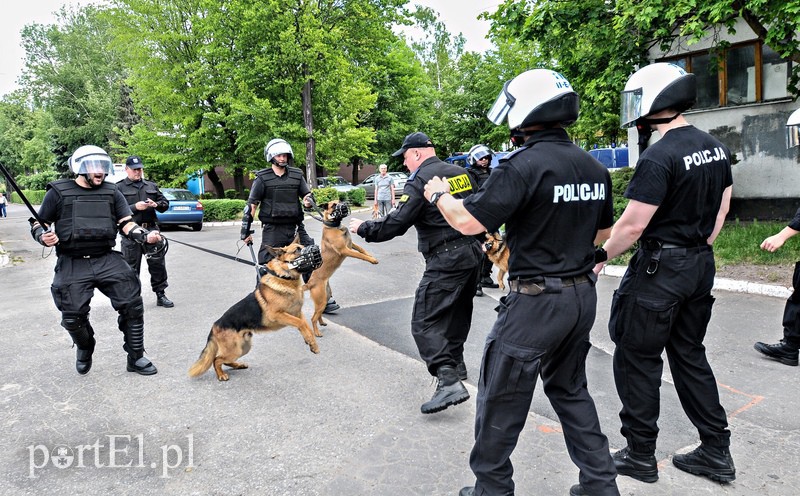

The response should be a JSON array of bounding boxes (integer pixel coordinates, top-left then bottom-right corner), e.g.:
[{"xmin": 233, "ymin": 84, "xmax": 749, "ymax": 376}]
[
  {"xmin": 488, "ymin": 0, "xmax": 800, "ymax": 147},
  {"xmin": 20, "ymin": 5, "xmax": 127, "ymax": 173}
]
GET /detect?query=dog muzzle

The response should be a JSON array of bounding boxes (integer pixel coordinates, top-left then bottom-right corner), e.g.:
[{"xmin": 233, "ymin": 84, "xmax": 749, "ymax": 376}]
[
  {"xmin": 331, "ymin": 202, "xmax": 350, "ymax": 222},
  {"xmin": 289, "ymin": 245, "xmax": 323, "ymax": 273}
]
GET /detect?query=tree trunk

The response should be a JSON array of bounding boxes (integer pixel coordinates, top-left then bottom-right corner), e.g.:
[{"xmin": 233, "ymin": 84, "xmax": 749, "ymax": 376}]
[
  {"xmin": 302, "ymin": 77, "xmax": 317, "ymax": 187},
  {"xmin": 350, "ymin": 156, "xmax": 361, "ymax": 185},
  {"xmin": 206, "ymin": 166, "xmax": 225, "ymax": 198},
  {"xmin": 233, "ymin": 166, "xmax": 244, "ymax": 197}
]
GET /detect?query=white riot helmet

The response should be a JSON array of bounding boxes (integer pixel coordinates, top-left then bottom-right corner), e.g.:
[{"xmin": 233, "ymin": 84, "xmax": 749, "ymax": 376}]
[
  {"xmin": 264, "ymin": 138, "xmax": 294, "ymax": 167},
  {"xmin": 69, "ymin": 145, "xmax": 112, "ymax": 176},
  {"xmin": 620, "ymin": 63, "xmax": 696, "ymax": 129},
  {"xmin": 467, "ymin": 144, "xmax": 493, "ymax": 167},
  {"xmin": 787, "ymin": 108, "xmax": 800, "ymax": 149},
  {"xmin": 487, "ymin": 69, "xmax": 579, "ymax": 130}
]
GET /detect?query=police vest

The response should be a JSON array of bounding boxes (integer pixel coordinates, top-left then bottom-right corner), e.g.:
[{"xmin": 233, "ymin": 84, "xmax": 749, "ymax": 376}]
[
  {"xmin": 255, "ymin": 168, "xmax": 304, "ymax": 224},
  {"xmin": 48, "ymin": 179, "xmax": 118, "ymax": 255}
]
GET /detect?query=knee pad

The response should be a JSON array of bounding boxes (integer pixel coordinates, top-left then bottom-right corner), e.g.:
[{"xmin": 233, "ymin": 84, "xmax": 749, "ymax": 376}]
[
  {"xmin": 61, "ymin": 313, "xmax": 89, "ymax": 331},
  {"xmin": 119, "ymin": 297, "xmax": 144, "ymax": 320}
]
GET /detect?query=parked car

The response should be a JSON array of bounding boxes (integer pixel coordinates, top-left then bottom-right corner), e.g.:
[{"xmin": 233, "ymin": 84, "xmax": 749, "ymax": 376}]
[
  {"xmin": 156, "ymin": 188, "xmax": 204, "ymax": 231},
  {"xmin": 589, "ymin": 147, "xmax": 629, "ymax": 170},
  {"xmin": 356, "ymin": 171, "xmax": 409, "ymax": 200},
  {"xmin": 444, "ymin": 151, "xmax": 510, "ymax": 169},
  {"xmin": 317, "ymin": 176, "xmax": 359, "ymax": 194}
]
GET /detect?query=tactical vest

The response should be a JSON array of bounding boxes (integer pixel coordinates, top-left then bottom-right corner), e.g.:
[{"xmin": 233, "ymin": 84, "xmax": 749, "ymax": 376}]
[
  {"xmin": 48, "ymin": 179, "xmax": 118, "ymax": 255},
  {"xmin": 255, "ymin": 168, "xmax": 304, "ymax": 224}
]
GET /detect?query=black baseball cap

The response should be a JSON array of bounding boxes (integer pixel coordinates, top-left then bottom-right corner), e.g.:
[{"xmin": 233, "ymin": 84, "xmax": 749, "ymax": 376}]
[
  {"xmin": 125, "ymin": 156, "xmax": 143, "ymax": 169},
  {"xmin": 391, "ymin": 132, "xmax": 435, "ymax": 157}
]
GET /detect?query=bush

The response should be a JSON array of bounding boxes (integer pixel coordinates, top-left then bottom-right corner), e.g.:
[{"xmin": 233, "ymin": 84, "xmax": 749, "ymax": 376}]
[
  {"xmin": 610, "ymin": 167, "xmax": 634, "ymax": 220},
  {"xmin": 311, "ymin": 187, "xmax": 340, "ymax": 205},
  {"xmin": 11, "ymin": 189, "xmax": 47, "ymax": 204},
  {"xmin": 346, "ymin": 187, "xmax": 366, "ymax": 206},
  {"xmin": 200, "ymin": 199, "xmax": 247, "ymax": 221},
  {"xmin": 224, "ymin": 189, "xmax": 238, "ymax": 199},
  {"xmin": 16, "ymin": 170, "xmax": 59, "ymax": 190}
]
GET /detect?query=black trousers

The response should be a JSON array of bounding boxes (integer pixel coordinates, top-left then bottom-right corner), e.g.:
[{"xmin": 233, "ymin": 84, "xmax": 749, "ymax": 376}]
[
  {"xmin": 121, "ymin": 237, "xmax": 168, "ymax": 293},
  {"xmin": 50, "ymin": 251, "xmax": 143, "ymax": 327},
  {"xmin": 780, "ymin": 261, "xmax": 800, "ymax": 348},
  {"xmin": 413, "ymin": 241, "xmax": 481, "ymax": 375},
  {"xmin": 470, "ymin": 276, "xmax": 618, "ymax": 496},
  {"xmin": 609, "ymin": 246, "xmax": 731, "ymax": 454},
  {"xmin": 257, "ymin": 222, "xmax": 314, "ymax": 264}
]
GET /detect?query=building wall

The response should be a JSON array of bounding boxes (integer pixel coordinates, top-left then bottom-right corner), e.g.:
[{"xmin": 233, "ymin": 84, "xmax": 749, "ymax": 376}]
[{"xmin": 636, "ymin": 19, "xmax": 800, "ymax": 218}]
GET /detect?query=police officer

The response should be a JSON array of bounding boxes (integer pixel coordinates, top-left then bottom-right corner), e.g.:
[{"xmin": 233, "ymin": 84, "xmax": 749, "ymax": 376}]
[
  {"xmin": 116, "ymin": 155, "xmax": 173, "ymax": 308},
  {"xmin": 754, "ymin": 107, "xmax": 800, "ymax": 366},
  {"xmin": 242, "ymin": 138, "xmax": 338, "ymax": 312},
  {"xmin": 30, "ymin": 145, "xmax": 161, "ymax": 376},
  {"xmin": 465, "ymin": 144, "xmax": 497, "ymax": 296},
  {"xmin": 595, "ymin": 63, "xmax": 735, "ymax": 483},
  {"xmin": 424, "ymin": 69, "xmax": 618, "ymax": 496},
  {"xmin": 348, "ymin": 132, "xmax": 481, "ymax": 414}
]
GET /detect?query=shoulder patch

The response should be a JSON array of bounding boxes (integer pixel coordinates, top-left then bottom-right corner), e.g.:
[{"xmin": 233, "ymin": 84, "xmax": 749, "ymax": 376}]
[
  {"xmin": 398, "ymin": 194, "xmax": 410, "ymax": 203},
  {"xmin": 447, "ymin": 173, "xmax": 473, "ymax": 194}
]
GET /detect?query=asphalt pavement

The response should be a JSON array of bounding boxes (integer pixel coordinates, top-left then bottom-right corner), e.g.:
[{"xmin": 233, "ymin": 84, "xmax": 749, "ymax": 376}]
[{"xmin": 1, "ymin": 201, "xmax": 799, "ymax": 496}]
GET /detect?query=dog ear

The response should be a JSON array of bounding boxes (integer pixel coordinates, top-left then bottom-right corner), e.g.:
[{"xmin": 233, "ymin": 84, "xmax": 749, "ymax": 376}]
[
  {"xmin": 266, "ymin": 245, "xmax": 280, "ymax": 257},
  {"xmin": 292, "ymin": 234, "xmax": 301, "ymax": 245}
]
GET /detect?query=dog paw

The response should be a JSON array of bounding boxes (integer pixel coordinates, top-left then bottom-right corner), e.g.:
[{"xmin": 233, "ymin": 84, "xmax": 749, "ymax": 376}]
[
  {"xmin": 310, "ymin": 343, "xmax": 320, "ymax": 354},
  {"xmin": 217, "ymin": 373, "xmax": 230, "ymax": 381}
]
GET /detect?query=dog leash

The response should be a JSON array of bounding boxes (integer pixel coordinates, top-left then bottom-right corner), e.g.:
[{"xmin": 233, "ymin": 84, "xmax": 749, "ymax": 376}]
[{"xmin": 162, "ymin": 236, "xmax": 257, "ymax": 267}]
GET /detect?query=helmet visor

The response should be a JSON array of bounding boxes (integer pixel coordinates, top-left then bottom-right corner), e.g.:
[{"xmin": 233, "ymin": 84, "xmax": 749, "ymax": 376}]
[
  {"xmin": 620, "ymin": 88, "xmax": 643, "ymax": 128},
  {"xmin": 487, "ymin": 80, "xmax": 515, "ymax": 125},
  {"xmin": 788, "ymin": 124, "xmax": 800, "ymax": 149},
  {"xmin": 76, "ymin": 155, "xmax": 112, "ymax": 175}
]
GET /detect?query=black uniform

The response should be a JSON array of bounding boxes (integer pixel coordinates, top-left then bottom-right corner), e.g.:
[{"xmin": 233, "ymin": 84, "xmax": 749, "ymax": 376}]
[
  {"xmin": 461, "ymin": 129, "xmax": 618, "ymax": 495},
  {"xmin": 776, "ymin": 208, "xmax": 800, "ymax": 348},
  {"xmin": 247, "ymin": 166, "xmax": 311, "ymax": 264},
  {"xmin": 116, "ymin": 177, "xmax": 170, "ymax": 293},
  {"xmin": 467, "ymin": 165, "xmax": 494, "ymax": 282},
  {"xmin": 609, "ymin": 125, "xmax": 733, "ymax": 456},
  {"xmin": 357, "ymin": 156, "xmax": 482, "ymax": 375},
  {"xmin": 37, "ymin": 179, "xmax": 150, "ymax": 368}
]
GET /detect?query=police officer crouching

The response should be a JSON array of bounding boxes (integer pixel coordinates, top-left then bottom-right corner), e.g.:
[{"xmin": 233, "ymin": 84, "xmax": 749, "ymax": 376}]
[
  {"xmin": 31, "ymin": 145, "xmax": 160, "ymax": 376},
  {"xmin": 424, "ymin": 70, "xmax": 619, "ymax": 495},
  {"xmin": 116, "ymin": 155, "xmax": 174, "ymax": 308}
]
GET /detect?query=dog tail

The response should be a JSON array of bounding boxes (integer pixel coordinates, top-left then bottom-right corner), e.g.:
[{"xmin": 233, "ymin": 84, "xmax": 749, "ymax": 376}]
[{"xmin": 188, "ymin": 331, "xmax": 218, "ymax": 378}]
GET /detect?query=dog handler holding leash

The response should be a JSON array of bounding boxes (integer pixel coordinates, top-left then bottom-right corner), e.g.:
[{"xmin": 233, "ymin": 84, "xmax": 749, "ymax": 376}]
[
  {"xmin": 29, "ymin": 145, "xmax": 162, "ymax": 376},
  {"xmin": 241, "ymin": 138, "xmax": 339, "ymax": 313},
  {"xmin": 424, "ymin": 69, "xmax": 619, "ymax": 496}
]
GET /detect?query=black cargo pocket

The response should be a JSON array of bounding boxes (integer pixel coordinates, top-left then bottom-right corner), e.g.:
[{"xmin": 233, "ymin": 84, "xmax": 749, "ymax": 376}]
[
  {"xmin": 611, "ymin": 292, "xmax": 676, "ymax": 353},
  {"xmin": 483, "ymin": 340, "xmax": 543, "ymax": 402}
]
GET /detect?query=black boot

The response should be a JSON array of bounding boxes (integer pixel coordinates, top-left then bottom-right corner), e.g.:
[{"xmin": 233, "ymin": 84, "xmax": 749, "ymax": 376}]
[
  {"xmin": 455, "ymin": 356, "xmax": 468, "ymax": 381},
  {"xmin": 480, "ymin": 276, "xmax": 499, "ymax": 289},
  {"xmin": 65, "ymin": 319, "xmax": 95, "ymax": 375},
  {"xmin": 569, "ymin": 484, "xmax": 589, "ymax": 496},
  {"xmin": 754, "ymin": 340, "xmax": 799, "ymax": 366},
  {"xmin": 672, "ymin": 444, "xmax": 735, "ymax": 483},
  {"xmin": 421, "ymin": 365, "xmax": 469, "ymax": 414},
  {"xmin": 475, "ymin": 284, "xmax": 483, "ymax": 297},
  {"xmin": 67, "ymin": 327, "xmax": 95, "ymax": 375},
  {"xmin": 459, "ymin": 487, "xmax": 475, "ymax": 496},
  {"xmin": 613, "ymin": 446, "xmax": 658, "ymax": 483},
  {"xmin": 323, "ymin": 297, "xmax": 340, "ymax": 314},
  {"xmin": 156, "ymin": 291, "xmax": 174, "ymax": 308},
  {"xmin": 120, "ymin": 303, "xmax": 158, "ymax": 375}
]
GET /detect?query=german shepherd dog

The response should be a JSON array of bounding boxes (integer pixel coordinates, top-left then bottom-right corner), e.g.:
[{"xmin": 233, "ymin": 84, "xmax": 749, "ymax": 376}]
[
  {"xmin": 484, "ymin": 231, "xmax": 509, "ymax": 290},
  {"xmin": 305, "ymin": 200, "xmax": 378, "ymax": 337},
  {"xmin": 188, "ymin": 239, "xmax": 318, "ymax": 381}
]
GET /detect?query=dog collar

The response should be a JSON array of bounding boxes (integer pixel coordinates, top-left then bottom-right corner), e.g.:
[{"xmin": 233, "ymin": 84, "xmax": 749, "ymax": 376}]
[
  {"xmin": 323, "ymin": 219, "xmax": 341, "ymax": 228},
  {"xmin": 264, "ymin": 267, "xmax": 296, "ymax": 280}
]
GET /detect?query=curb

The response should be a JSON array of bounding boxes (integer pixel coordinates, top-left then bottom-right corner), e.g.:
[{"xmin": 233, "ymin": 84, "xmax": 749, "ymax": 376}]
[{"xmin": 599, "ymin": 264, "xmax": 792, "ymax": 298}]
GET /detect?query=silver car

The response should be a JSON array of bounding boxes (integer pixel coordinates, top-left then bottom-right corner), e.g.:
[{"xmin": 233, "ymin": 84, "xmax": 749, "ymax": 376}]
[{"xmin": 356, "ymin": 171, "xmax": 408, "ymax": 200}]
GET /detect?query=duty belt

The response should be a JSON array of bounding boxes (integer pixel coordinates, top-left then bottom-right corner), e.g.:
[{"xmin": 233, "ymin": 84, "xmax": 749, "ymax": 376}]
[
  {"xmin": 639, "ymin": 239, "xmax": 711, "ymax": 275},
  {"xmin": 509, "ymin": 274, "xmax": 592, "ymax": 296},
  {"xmin": 429, "ymin": 237, "xmax": 474, "ymax": 256}
]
